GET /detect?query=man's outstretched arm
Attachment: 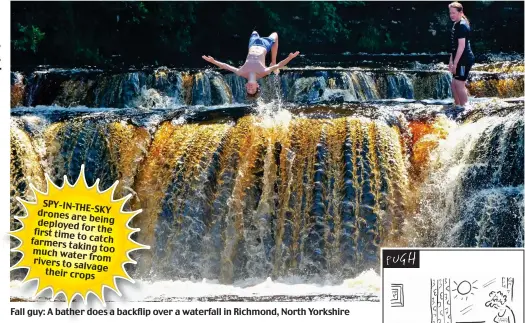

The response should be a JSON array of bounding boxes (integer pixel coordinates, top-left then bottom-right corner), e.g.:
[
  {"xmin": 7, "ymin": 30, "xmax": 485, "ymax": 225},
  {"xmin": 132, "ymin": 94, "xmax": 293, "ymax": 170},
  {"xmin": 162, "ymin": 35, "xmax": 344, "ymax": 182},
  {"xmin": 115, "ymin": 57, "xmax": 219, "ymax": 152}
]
[
  {"xmin": 264, "ymin": 51, "xmax": 300, "ymax": 75},
  {"xmin": 202, "ymin": 55, "xmax": 240, "ymax": 74}
]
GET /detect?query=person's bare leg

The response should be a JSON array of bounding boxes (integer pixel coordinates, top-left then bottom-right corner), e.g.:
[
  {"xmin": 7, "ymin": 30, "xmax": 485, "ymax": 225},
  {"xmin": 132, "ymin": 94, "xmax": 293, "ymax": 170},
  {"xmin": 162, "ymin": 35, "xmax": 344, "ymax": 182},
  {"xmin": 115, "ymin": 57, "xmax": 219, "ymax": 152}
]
[
  {"xmin": 451, "ymin": 79, "xmax": 460, "ymax": 105},
  {"xmin": 456, "ymin": 80, "xmax": 469, "ymax": 106},
  {"xmin": 270, "ymin": 32, "xmax": 278, "ymax": 64},
  {"xmin": 249, "ymin": 30, "xmax": 258, "ymax": 52}
]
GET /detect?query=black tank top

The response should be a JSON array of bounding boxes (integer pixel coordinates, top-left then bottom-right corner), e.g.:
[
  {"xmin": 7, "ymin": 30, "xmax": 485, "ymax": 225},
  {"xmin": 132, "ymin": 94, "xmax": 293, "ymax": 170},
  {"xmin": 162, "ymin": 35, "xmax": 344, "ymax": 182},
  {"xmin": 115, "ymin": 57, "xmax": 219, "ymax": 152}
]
[{"xmin": 450, "ymin": 19, "xmax": 475, "ymax": 64}]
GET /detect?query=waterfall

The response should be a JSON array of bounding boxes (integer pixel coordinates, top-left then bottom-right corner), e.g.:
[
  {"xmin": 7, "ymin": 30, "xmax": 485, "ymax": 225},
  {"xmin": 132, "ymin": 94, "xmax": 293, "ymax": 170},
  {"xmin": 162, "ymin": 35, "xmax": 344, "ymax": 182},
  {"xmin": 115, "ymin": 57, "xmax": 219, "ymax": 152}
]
[
  {"xmin": 13, "ymin": 68, "xmax": 523, "ymax": 108},
  {"xmin": 384, "ymin": 73, "xmax": 414, "ymax": 99},
  {"xmin": 224, "ymin": 74, "xmax": 246, "ymax": 103},
  {"xmin": 130, "ymin": 69, "xmax": 185, "ymax": 108},
  {"xmin": 10, "ymin": 122, "xmax": 45, "ymax": 271},
  {"xmin": 468, "ymin": 74, "xmax": 525, "ymax": 98},
  {"xmin": 10, "ymin": 112, "xmax": 411, "ymax": 283},
  {"xmin": 408, "ymin": 110, "xmax": 524, "ymax": 247},
  {"xmin": 11, "ymin": 72, "xmax": 25, "ymax": 107},
  {"xmin": 413, "ymin": 72, "xmax": 452, "ymax": 100},
  {"xmin": 9, "ymin": 62, "xmax": 525, "ymax": 288}
]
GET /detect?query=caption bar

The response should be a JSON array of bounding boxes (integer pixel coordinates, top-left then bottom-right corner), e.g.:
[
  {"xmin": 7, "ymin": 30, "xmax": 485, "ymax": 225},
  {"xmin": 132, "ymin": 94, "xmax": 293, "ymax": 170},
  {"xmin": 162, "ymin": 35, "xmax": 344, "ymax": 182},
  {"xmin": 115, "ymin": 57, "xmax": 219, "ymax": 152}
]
[{"xmin": 12, "ymin": 307, "xmax": 351, "ymax": 317}]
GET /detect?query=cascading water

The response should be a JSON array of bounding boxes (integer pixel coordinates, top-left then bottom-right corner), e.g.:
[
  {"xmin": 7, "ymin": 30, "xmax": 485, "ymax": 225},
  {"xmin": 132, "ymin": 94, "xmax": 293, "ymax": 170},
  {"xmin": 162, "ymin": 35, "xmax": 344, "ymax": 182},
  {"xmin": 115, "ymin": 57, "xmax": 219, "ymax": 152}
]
[
  {"xmin": 10, "ymin": 56, "xmax": 525, "ymax": 300},
  {"xmin": 12, "ymin": 60, "xmax": 524, "ymax": 109},
  {"xmin": 384, "ymin": 73, "xmax": 414, "ymax": 99},
  {"xmin": 129, "ymin": 114, "xmax": 409, "ymax": 283},
  {"xmin": 407, "ymin": 109, "xmax": 524, "ymax": 248}
]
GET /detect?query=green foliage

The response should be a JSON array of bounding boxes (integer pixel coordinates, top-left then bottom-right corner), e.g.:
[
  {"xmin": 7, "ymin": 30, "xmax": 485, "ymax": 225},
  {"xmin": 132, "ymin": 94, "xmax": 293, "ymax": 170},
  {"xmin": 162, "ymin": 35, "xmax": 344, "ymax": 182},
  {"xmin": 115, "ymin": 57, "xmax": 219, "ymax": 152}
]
[
  {"xmin": 337, "ymin": 1, "xmax": 366, "ymax": 7},
  {"xmin": 9, "ymin": 1, "xmax": 524, "ymax": 67},
  {"xmin": 75, "ymin": 43, "xmax": 103, "ymax": 64},
  {"xmin": 357, "ymin": 24, "xmax": 382, "ymax": 52},
  {"xmin": 473, "ymin": 40, "xmax": 489, "ymax": 53},
  {"xmin": 256, "ymin": 2, "xmax": 281, "ymax": 25},
  {"xmin": 12, "ymin": 24, "xmax": 45, "ymax": 53},
  {"xmin": 123, "ymin": 1, "xmax": 149, "ymax": 24},
  {"xmin": 385, "ymin": 33, "xmax": 394, "ymax": 49},
  {"xmin": 311, "ymin": 2, "xmax": 347, "ymax": 42}
]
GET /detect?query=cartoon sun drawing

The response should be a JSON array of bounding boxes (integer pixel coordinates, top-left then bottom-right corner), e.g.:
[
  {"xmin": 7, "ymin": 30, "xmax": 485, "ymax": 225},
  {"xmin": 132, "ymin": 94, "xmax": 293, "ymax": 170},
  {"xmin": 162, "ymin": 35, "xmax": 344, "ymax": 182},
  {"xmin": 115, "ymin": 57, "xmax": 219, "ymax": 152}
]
[{"xmin": 452, "ymin": 280, "xmax": 478, "ymax": 301}]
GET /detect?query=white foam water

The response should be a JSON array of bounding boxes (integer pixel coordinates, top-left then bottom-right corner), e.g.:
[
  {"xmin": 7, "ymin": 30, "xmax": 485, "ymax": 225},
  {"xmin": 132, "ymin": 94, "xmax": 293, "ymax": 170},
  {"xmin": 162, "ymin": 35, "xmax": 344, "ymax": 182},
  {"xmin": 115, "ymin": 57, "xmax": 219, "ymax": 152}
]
[{"xmin": 10, "ymin": 269, "xmax": 380, "ymax": 302}]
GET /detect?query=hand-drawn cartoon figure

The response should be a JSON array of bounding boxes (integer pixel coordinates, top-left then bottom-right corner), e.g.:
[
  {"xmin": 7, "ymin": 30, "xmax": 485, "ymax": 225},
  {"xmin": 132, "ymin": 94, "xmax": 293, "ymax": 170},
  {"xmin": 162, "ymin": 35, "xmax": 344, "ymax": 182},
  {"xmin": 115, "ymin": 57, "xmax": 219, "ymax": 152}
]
[{"xmin": 485, "ymin": 291, "xmax": 515, "ymax": 323}]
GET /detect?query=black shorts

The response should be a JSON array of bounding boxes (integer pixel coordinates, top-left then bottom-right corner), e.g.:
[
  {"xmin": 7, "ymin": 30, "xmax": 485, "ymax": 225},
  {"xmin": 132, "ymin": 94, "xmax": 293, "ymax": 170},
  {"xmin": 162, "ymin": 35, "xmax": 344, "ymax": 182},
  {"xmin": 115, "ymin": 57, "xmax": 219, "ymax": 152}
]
[{"xmin": 454, "ymin": 62, "xmax": 473, "ymax": 81}]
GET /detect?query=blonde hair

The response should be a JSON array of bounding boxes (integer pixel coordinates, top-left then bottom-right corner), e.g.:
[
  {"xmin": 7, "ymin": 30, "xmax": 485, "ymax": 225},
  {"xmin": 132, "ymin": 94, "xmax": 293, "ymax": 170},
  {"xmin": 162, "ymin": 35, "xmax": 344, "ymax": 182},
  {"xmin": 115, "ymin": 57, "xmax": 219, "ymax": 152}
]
[{"xmin": 449, "ymin": 2, "xmax": 470, "ymax": 26}]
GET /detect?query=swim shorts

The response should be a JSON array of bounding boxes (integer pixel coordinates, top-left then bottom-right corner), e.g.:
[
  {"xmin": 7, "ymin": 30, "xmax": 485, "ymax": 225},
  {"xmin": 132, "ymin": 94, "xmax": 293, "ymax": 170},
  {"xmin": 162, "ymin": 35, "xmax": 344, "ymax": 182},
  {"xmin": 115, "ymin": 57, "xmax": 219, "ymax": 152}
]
[
  {"xmin": 248, "ymin": 31, "xmax": 275, "ymax": 53},
  {"xmin": 454, "ymin": 62, "xmax": 473, "ymax": 81}
]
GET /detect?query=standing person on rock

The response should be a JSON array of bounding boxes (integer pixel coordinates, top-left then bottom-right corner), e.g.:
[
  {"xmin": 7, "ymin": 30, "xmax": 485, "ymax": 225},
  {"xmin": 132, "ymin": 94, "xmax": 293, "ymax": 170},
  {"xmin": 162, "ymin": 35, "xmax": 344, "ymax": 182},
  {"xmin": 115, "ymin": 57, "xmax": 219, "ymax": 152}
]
[
  {"xmin": 448, "ymin": 2, "xmax": 475, "ymax": 108},
  {"xmin": 202, "ymin": 31, "xmax": 300, "ymax": 98}
]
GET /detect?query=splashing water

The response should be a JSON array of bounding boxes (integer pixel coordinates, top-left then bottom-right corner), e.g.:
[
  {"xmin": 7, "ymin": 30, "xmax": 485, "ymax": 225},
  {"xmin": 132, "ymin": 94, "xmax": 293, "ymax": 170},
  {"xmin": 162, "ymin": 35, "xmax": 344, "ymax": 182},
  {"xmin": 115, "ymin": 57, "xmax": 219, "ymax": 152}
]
[
  {"xmin": 9, "ymin": 57, "xmax": 524, "ymax": 300},
  {"xmin": 407, "ymin": 111, "xmax": 524, "ymax": 247},
  {"xmin": 253, "ymin": 74, "xmax": 293, "ymax": 128},
  {"xmin": 10, "ymin": 109, "xmax": 411, "ymax": 285},
  {"xmin": 12, "ymin": 65, "xmax": 524, "ymax": 108}
]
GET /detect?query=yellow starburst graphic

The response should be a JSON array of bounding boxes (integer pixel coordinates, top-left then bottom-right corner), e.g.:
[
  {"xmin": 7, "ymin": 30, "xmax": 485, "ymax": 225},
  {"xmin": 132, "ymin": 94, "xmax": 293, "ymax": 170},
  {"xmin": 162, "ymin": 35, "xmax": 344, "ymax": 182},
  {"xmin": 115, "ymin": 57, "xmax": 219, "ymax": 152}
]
[{"xmin": 10, "ymin": 165, "xmax": 149, "ymax": 306}]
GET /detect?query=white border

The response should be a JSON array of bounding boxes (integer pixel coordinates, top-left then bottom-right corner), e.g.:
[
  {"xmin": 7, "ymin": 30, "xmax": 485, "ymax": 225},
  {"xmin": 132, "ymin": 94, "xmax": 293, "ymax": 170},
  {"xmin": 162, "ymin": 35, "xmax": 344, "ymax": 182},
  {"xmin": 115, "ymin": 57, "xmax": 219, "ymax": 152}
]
[
  {"xmin": 2, "ymin": 0, "xmax": 12, "ymax": 320},
  {"xmin": 3, "ymin": 1, "xmax": 525, "ymax": 322}
]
